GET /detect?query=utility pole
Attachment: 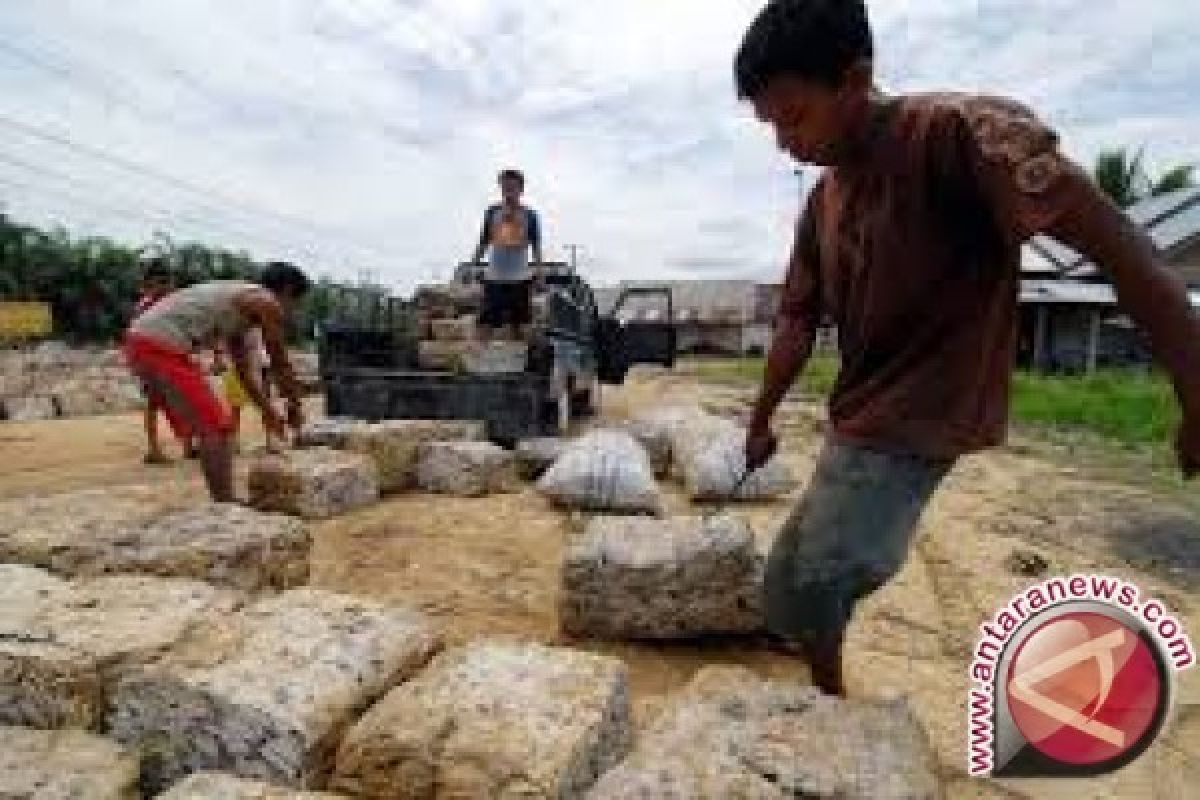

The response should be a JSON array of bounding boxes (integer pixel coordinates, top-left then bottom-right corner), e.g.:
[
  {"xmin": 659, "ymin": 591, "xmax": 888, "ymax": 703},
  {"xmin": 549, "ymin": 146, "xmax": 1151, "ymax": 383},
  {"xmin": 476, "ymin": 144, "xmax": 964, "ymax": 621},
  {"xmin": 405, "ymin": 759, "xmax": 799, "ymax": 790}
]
[{"xmin": 563, "ymin": 243, "xmax": 584, "ymax": 272}]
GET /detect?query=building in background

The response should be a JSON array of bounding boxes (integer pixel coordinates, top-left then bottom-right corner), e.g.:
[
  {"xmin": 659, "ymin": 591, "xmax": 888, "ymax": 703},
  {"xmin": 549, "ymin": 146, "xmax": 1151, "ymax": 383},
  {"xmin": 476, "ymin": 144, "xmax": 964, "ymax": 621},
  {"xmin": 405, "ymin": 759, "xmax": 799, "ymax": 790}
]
[{"xmin": 1017, "ymin": 187, "xmax": 1200, "ymax": 372}]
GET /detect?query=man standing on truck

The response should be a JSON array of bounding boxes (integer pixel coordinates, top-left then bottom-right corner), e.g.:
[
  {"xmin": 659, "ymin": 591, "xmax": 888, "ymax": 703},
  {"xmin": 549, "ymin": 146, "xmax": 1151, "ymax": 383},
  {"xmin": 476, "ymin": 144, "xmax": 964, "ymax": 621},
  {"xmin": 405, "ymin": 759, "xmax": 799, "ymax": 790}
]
[
  {"xmin": 470, "ymin": 168, "xmax": 544, "ymax": 342},
  {"xmin": 736, "ymin": 0, "xmax": 1199, "ymax": 697},
  {"xmin": 122, "ymin": 262, "xmax": 312, "ymax": 502}
]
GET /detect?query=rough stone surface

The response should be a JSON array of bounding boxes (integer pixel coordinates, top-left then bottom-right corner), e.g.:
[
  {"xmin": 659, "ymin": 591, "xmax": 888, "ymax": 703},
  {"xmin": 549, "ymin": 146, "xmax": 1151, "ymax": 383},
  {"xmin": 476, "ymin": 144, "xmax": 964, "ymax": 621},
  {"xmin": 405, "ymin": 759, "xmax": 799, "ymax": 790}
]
[
  {"xmin": 293, "ymin": 419, "xmax": 364, "ymax": 449},
  {"xmin": 619, "ymin": 419, "xmax": 672, "ymax": 478},
  {"xmin": 588, "ymin": 666, "xmax": 939, "ymax": 799},
  {"xmin": 415, "ymin": 441, "xmax": 520, "ymax": 497},
  {"xmin": 515, "ymin": 437, "xmax": 566, "ymax": 480},
  {"xmin": 3, "ymin": 503, "xmax": 310, "ymax": 590},
  {"xmin": 298, "ymin": 419, "xmax": 487, "ymax": 493},
  {"xmin": 109, "ymin": 588, "xmax": 441, "ymax": 793},
  {"xmin": 332, "ymin": 640, "xmax": 631, "ymax": 799},
  {"xmin": 462, "ymin": 341, "xmax": 528, "ymax": 374},
  {"xmin": 416, "ymin": 341, "xmax": 470, "ymax": 372},
  {"xmin": 247, "ymin": 448, "xmax": 379, "ymax": 519},
  {"xmin": 0, "ymin": 565, "xmax": 240, "ymax": 730},
  {"xmin": 429, "ymin": 316, "xmax": 475, "ymax": 342},
  {"xmin": 536, "ymin": 431, "xmax": 663, "ymax": 515},
  {"xmin": 0, "ymin": 485, "xmax": 193, "ymax": 573},
  {"xmin": 1, "ymin": 395, "xmax": 56, "ymax": 421},
  {"xmin": 156, "ymin": 772, "xmax": 349, "ymax": 799},
  {"xmin": 560, "ymin": 515, "xmax": 762, "ymax": 639},
  {"xmin": 49, "ymin": 376, "xmax": 144, "ymax": 418},
  {"xmin": 0, "ymin": 726, "xmax": 140, "ymax": 799}
]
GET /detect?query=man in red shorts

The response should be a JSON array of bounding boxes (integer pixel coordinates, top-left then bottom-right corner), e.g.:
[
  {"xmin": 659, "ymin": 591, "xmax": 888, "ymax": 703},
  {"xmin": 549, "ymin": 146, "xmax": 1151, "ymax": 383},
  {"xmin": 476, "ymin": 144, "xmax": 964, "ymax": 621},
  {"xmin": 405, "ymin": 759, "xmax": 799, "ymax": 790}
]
[{"xmin": 123, "ymin": 262, "xmax": 311, "ymax": 501}]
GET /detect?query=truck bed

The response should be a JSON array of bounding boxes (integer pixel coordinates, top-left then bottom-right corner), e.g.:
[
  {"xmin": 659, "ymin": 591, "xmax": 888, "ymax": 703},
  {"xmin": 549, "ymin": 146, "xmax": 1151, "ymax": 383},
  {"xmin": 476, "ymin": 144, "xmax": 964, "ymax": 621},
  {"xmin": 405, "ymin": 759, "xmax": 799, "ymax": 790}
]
[{"xmin": 323, "ymin": 367, "xmax": 554, "ymax": 443}]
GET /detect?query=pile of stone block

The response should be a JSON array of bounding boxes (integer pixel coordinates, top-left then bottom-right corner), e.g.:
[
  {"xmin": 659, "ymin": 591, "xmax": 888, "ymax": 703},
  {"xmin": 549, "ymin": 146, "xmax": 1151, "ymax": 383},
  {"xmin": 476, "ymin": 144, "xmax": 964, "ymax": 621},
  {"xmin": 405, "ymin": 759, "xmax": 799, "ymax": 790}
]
[
  {"xmin": 0, "ymin": 565, "xmax": 240, "ymax": 730},
  {"xmin": 514, "ymin": 436, "xmax": 566, "ymax": 480},
  {"xmin": 332, "ymin": 640, "xmax": 631, "ymax": 799},
  {"xmin": 0, "ymin": 344, "xmax": 144, "ymax": 421},
  {"xmin": 247, "ymin": 448, "xmax": 380, "ymax": 519},
  {"xmin": 108, "ymin": 588, "xmax": 440, "ymax": 793},
  {"xmin": 559, "ymin": 515, "xmax": 763, "ymax": 639},
  {"xmin": 296, "ymin": 418, "xmax": 486, "ymax": 493}
]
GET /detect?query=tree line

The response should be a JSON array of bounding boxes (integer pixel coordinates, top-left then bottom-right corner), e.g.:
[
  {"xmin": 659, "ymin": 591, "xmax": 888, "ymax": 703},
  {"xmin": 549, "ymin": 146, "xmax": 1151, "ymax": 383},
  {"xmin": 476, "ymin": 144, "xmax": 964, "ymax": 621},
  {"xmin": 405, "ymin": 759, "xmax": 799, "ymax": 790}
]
[{"xmin": 0, "ymin": 216, "xmax": 393, "ymax": 344}]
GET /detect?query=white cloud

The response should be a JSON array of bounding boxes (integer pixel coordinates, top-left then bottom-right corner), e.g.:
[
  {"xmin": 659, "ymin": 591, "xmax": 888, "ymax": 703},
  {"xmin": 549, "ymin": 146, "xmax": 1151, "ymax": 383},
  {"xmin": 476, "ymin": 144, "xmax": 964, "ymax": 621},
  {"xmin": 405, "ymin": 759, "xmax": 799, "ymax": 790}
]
[{"xmin": 0, "ymin": 0, "xmax": 1195, "ymax": 292}]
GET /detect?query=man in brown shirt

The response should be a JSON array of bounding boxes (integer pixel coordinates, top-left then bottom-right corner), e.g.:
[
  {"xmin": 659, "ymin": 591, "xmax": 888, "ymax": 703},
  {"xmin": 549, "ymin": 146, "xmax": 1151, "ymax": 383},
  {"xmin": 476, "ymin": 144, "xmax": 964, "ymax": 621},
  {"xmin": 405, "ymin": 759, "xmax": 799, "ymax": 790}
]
[{"xmin": 736, "ymin": 0, "xmax": 1200, "ymax": 696}]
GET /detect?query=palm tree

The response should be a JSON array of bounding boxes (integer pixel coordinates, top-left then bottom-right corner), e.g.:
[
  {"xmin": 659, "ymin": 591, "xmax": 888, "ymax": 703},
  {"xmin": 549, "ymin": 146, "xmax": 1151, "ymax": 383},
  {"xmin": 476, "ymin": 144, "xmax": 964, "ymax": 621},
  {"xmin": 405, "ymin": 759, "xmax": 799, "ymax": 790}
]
[{"xmin": 1093, "ymin": 146, "xmax": 1197, "ymax": 208}]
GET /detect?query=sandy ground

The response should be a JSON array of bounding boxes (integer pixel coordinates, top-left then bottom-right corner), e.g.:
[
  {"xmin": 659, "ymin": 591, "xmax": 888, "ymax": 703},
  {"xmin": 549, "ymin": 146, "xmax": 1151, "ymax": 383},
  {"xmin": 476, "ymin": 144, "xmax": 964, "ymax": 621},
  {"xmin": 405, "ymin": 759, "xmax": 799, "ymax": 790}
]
[{"xmin": 1, "ymin": 367, "xmax": 1197, "ymax": 797}]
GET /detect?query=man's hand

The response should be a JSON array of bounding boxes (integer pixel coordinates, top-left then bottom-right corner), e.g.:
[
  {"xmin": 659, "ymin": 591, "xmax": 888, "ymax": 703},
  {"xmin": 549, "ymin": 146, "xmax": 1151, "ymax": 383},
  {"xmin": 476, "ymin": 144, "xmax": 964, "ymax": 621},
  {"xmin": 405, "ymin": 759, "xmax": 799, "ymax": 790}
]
[
  {"xmin": 745, "ymin": 426, "xmax": 779, "ymax": 472},
  {"xmin": 1178, "ymin": 409, "xmax": 1199, "ymax": 479}
]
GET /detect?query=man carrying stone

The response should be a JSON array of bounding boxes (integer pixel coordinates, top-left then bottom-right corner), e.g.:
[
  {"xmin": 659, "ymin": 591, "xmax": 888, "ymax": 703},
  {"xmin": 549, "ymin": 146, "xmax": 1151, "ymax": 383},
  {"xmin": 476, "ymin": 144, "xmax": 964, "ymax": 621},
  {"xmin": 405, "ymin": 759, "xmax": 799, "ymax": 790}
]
[{"xmin": 123, "ymin": 262, "xmax": 313, "ymax": 501}]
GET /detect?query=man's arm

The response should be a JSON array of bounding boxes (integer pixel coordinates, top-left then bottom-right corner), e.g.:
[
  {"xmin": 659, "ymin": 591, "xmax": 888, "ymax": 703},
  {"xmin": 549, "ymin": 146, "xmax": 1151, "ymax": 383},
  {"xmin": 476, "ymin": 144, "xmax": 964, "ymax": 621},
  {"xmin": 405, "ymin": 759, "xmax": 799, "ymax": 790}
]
[
  {"xmin": 529, "ymin": 209, "xmax": 543, "ymax": 264},
  {"xmin": 226, "ymin": 334, "xmax": 272, "ymax": 412},
  {"xmin": 233, "ymin": 290, "xmax": 304, "ymax": 428},
  {"xmin": 471, "ymin": 208, "xmax": 491, "ymax": 263},
  {"xmin": 746, "ymin": 198, "xmax": 823, "ymax": 469},
  {"xmin": 1045, "ymin": 173, "xmax": 1200, "ymax": 475}
]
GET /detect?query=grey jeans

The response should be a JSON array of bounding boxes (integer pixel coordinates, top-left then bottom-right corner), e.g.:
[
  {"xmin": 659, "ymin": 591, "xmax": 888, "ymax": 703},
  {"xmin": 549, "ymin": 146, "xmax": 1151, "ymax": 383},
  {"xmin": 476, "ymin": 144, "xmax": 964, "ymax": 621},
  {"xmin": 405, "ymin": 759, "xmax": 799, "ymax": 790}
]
[{"xmin": 763, "ymin": 438, "xmax": 954, "ymax": 643}]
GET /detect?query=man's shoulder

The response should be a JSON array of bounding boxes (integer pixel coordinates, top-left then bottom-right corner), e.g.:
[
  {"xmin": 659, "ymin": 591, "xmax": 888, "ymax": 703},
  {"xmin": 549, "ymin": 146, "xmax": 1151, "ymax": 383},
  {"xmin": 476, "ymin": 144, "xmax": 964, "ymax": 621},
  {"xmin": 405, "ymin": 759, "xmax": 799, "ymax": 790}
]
[{"xmin": 894, "ymin": 92, "xmax": 1058, "ymax": 152}]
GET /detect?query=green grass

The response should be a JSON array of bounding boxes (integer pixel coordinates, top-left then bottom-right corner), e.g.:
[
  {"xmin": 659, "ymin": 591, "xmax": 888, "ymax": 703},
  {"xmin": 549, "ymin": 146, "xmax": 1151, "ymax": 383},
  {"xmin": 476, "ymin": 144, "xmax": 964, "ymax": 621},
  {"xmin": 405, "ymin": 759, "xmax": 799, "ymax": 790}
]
[
  {"xmin": 692, "ymin": 352, "xmax": 840, "ymax": 399},
  {"xmin": 692, "ymin": 355, "xmax": 1180, "ymax": 447}
]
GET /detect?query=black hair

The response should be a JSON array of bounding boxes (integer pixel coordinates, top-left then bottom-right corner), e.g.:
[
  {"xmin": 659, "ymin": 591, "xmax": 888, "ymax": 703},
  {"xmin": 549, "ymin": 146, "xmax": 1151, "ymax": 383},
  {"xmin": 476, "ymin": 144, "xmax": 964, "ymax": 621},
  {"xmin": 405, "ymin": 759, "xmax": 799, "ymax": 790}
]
[
  {"xmin": 735, "ymin": 0, "xmax": 874, "ymax": 98},
  {"xmin": 140, "ymin": 257, "xmax": 171, "ymax": 283},
  {"xmin": 498, "ymin": 169, "xmax": 525, "ymax": 187},
  {"xmin": 259, "ymin": 261, "xmax": 312, "ymax": 298}
]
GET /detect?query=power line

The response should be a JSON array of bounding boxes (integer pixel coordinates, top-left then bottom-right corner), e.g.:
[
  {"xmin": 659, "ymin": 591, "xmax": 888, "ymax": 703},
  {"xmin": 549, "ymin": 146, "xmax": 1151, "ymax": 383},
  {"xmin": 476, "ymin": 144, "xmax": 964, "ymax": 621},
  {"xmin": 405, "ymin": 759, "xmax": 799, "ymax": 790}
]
[
  {"xmin": 0, "ymin": 115, "xmax": 396, "ymax": 265},
  {"xmin": 0, "ymin": 150, "xmax": 326, "ymax": 260}
]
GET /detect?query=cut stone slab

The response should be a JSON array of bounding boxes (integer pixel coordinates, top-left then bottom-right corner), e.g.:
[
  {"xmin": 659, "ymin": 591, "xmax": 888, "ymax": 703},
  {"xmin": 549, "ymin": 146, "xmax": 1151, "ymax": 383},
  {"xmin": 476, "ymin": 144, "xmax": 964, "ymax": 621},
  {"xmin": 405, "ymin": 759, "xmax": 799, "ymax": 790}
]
[
  {"xmin": 462, "ymin": 341, "xmax": 528, "ymax": 374},
  {"xmin": 1, "ymin": 395, "xmax": 56, "ymax": 421},
  {"xmin": 429, "ymin": 316, "xmax": 475, "ymax": 342},
  {"xmin": 415, "ymin": 441, "xmax": 520, "ymax": 497},
  {"xmin": 332, "ymin": 640, "xmax": 631, "ymax": 799},
  {"xmin": 3, "ymin": 502, "xmax": 310, "ymax": 590},
  {"xmin": 0, "ymin": 726, "xmax": 140, "ymax": 800},
  {"xmin": 293, "ymin": 418, "xmax": 365, "ymax": 449},
  {"xmin": 560, "ymin": 515, "xmax": 762, "ymax": 639},
  {"xmin": 515, "ymin": 437, "xmax": 567, "ymax": 480},
  {"xmin": 247, "ymin": 448, "xmax": 379, "ymax": 520},
  {"xmin": 156, "ymin": 772, "xmax": 349, "ymax": 799},
  {"xmin": 109, "ymin": 588, "xmax": 441, "ymax": 794},
  {"xmin": 588, "ymin": 666, "xmax": 939, "ymax": 799},
  {"xmin": 417, "ymin": 341, "xmax": 469, "ymax": 372},
  {"xmin": 0, "ymin": 485, "xmax": 193, "ymax": 573},
  {"xmin": 0, "ymin": 565, "xmax": 241, "ymax": 730}
]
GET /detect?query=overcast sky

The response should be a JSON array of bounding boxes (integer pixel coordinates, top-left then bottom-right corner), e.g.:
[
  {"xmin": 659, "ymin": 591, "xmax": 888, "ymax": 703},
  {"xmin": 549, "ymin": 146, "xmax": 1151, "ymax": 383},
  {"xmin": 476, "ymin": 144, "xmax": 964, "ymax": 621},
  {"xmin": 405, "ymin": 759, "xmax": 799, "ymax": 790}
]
[{"xmin": 0, "ymin": 1, "xmax": 1196, "ymax": 292}]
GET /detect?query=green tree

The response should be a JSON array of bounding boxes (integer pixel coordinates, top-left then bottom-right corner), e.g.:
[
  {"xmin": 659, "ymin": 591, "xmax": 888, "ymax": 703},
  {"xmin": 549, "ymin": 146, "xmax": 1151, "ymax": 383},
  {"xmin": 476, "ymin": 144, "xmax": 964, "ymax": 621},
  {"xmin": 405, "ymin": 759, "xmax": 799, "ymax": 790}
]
[{"xmin": 1093, "ymin": 147, "xmax": 1197, "ymax": 209}]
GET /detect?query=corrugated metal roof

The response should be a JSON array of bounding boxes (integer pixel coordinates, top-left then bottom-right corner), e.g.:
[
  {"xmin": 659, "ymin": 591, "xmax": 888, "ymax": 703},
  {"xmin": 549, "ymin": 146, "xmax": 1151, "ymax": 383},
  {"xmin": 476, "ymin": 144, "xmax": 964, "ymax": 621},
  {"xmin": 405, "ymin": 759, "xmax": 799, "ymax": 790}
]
[
  {"xmin": 1021, "ymin": 280, "xmax": 1117, "ymax": 305},
  {"xmin": 1020, "ymin": 279, "xmax": 1200, "ymax": 309}
]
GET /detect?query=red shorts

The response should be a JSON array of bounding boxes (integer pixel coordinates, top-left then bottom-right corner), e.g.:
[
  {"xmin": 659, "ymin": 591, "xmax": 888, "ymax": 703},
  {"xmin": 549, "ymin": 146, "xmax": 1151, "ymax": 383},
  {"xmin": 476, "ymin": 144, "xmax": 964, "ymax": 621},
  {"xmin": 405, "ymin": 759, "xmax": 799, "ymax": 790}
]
[{"xmin": 123, "ymin": 332, "xmax": 232, "ymax": 439}]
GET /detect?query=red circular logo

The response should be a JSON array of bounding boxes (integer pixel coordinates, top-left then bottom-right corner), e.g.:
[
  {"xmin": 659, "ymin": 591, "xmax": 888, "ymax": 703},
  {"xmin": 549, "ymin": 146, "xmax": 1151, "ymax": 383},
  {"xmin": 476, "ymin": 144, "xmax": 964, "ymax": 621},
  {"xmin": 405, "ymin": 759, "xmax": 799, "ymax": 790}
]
[{"xmin": 1006, "ymin": 611, "xmax": 1165, "ymax": 766}]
